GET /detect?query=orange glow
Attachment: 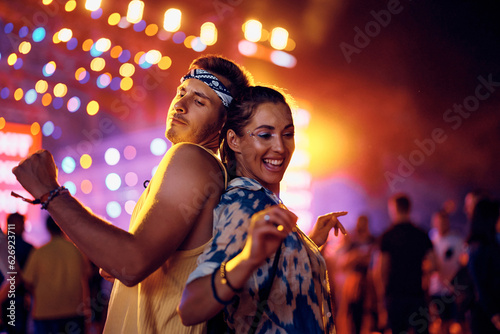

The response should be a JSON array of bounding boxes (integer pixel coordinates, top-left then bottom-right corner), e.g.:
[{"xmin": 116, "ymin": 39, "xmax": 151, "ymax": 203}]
[
  {"xmin": 14, "ymin": 88, "xmax": 23, "ymax": 101},
  {"xmin": 110, "ymin": 45, "xmax": 123, "ymax": 58},
  {"xmin": 0, "ymin": 117, "xmax": 5, "ymax": 130},
  {"xmin": 41, "ymin": 93, "xmax": 52, "ymax": 106},
  {"xmin": 30, "ymin": 122, "xmax": 40, "ymax": 135},
  {"xmin": 134, "ymin": 51, "xmax": 145, "ymax": 64},
  {"xmin": 81, "ymin": 179, "xmax": 93, "ymax": 194},
  {"xmin": 145, "ymin": 24, "xmax": 159, "ymax": 36},
  {"xmin": 158, "ymin": 56, "xmax": 172, "ymax": 70}
]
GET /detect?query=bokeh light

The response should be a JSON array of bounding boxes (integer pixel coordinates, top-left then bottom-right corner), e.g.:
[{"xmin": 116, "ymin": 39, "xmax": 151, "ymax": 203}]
[
  {"xmin": 24, "ymin": 89, "xmax": 37, "ymax": 105},
  {"xmin": 124, "ymin": 200, "xmax": 136, "ymax": 215},
  {"xmin": 106, "ymin": 201, "xmax": 122, "ymax": 218},
  {"xmin": 125, "ymin": 172, "xmax": 138, "ymax": 187},
  {"xmin": 163, "ymin": 8, "xmax": 181, "ymax": 32},
  {"xmin": 35, "ymin": 80, "xmax": 48, "ymax": 93},
  {"xmin": 61, "ymin": 156, "xmax": 76, "ymax": 173},
  {"xmin": 119, "ymin": 63, "xmax": 135, "ymax": 77},
  {"xmin": 32, "ymin": 27, "xmax": 46, "ymax": 42},
  {"xmin": 81, "ymin": 179, "xmax": 93, "ymax": 194},
  {"xmin": 150, "ymin": 138, "xmax": 167, "ymax": 156},
  {"xmin": 64, "ymin": 181, "xmax": 77, "ymax": 195},
  {"xmin": 104, "ymin": 147, "xmax": 120, "ymax": 165},
  {"xmin": 42, "ymin": 121, "xmax": 55, "ymax": 136},
  {"xmin": 80, "ymin": 154, "xmax": 92, "ymax": 169},
  {"xmin": 105, "ymin": 173, "xmax": 121, "ymax": 191},
  {"xmin": 87, "ymin": 100, "xmax": 99, "ymax": 115},
  {"xmin": 53, "ymin": 83, "xmax": 68, "ymax": 97},
  {"xmin": 14, "ymin": 88, "xmax": 24, "ymax": 101},
  {"xmin": 43, "ymin": 61, "xmax": 56, "ymax": 77},
  {"xmin": 123, "ymin": 145, "xmax": 136, "ymax": 160},
  {"xmin": 30, "ymin": 122, "xmax": 40, "ymax": 135},
  {"xmin": 108, "ymin": 13, "xmax": 121, "ymax": 26},
  {"xmin": 67, "ymin": 96, "xmax": 81, "ymax": 112}
]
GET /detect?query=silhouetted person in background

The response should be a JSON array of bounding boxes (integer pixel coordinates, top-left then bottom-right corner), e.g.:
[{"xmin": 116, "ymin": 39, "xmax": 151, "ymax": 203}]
[
  {"xmin": 336, "ymin": 215, "xmax": 377, "ymax": 334},
  {"xmin": 428, "ymin": 209, "xmax": 468, "ymax": 334},
  {"xmin": 466, "ymin": 198, "xmax": 500, "ymax": 334},
  {"xmin": 22, "ymin": 216, "xmax": 90, "ymax": 334},
  {"xmin": 374, "ymin": 193, "xmax": 435, "ymax": 334},
  {"xmin": 0, "ymin": 213, "xmax": 34, "ymax": 334}
]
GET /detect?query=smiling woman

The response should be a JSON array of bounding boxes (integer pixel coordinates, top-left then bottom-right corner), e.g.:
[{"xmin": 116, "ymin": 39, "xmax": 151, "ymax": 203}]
[{"xmin": 178, "ymin": 86, "xmax": 345, "ymax": 334}]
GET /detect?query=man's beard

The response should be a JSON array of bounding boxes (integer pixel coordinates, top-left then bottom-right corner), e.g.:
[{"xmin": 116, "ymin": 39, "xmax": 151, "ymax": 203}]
[{"xmin": 166, "ymin": 119, "xmax": 221, "ymax": 145}]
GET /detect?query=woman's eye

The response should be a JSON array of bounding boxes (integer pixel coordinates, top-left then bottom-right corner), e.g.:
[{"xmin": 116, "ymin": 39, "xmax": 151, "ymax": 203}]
[
  {"xmin": 284, "ymin": 132, "xmax": 295, "ymax": 138},
  {"xmin": 257, "ymin": 133, "xmax": 273, "ymax": 140}
]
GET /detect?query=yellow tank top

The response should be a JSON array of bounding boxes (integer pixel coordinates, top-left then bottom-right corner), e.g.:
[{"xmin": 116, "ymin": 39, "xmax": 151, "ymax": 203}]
[{"xmin": 103, "ymin": 144, "xmax": 226, "ymax": 334}]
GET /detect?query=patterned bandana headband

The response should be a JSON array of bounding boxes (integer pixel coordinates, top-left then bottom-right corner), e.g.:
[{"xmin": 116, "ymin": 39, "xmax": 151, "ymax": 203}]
[{"xmin": 180, "ymin": 69, "xmax": 233, "ymax": 108}]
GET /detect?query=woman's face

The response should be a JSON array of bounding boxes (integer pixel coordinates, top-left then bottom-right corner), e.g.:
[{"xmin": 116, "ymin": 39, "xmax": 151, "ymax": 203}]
[{"xmin": 234, "ymin": 101, "xmax": 295, "ymax": 194}]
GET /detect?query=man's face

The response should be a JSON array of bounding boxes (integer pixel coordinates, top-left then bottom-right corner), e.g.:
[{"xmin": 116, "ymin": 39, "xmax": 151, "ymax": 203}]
[{"xmin": 165, "ymin": 77, "xmax": 224, "ymax": 145}]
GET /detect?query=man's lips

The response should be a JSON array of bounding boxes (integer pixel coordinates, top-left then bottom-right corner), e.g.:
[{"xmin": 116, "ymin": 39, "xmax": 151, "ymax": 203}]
[{"xmin": 170, "ymin": 116, "xmax": 187, "ymax": 125}]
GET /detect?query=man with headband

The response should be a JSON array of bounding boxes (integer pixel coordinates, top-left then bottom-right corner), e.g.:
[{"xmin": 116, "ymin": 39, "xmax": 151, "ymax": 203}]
[{"xmin": 12, "ymin": 55, "xmax": 253, "ymax": 334}]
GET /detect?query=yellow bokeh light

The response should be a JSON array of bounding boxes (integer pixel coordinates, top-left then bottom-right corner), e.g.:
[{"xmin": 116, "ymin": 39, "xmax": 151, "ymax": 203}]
[
  {"xmin": 119, "ymin": 63, "xmax": 135, "ymax": 77},
  {"xmin": 19, "ymin": 41, "xmax": 32, "ymax": 54},
  {"xmin": 0, "ymin": 117, "xmax": 5, "ymax": 130},
  {"xmin": 86, "ymin": 100, "xmax": 99, "ymax": 116},
  {"xmin": 35, "ymin": 80, "xmax": 48, "ymax": 93},
  {"xmin": 42, "ymin": 93, "xmax": 52, "ymax": 106},
  {"xmin": 145, "ymin": 24, "xmax": 159, "ymax": 36},
  {"xmin": 14, "ymin": 88, "xmax": 24, "ymax": 101},
  {"xmin": 126, "ymin": 0, "xmax": 144, "ymax": 24},
  {"xmin": 284, "ymin": 38, "xmax": 296, "ymax": 52},
  {"xmin": 163, "ymin": 8, "xmax": 181, "ymax": 32},
  {"xmin": 110, "ymin": 45, "xmax": 123, "ymax": 58},
  {"xmin": 31, "ymin": 122, "xmax": 41, "ymax": 135},
  {"xmin": 134, "ymin": 51, "xmax": 145, "ymax": 64},
  {"xmin": 200, "ymin": 22, "xmax": 217, "ymax": 46},
  {"xmin": 120, "ymin": 77, "xmax": 133, "ymax": 91},
  {"xmin": 82, "ymin": 39, "xmax": 94, "ymax": 52},
  {"xmin": 184, "ymin": 36, "xmax": 195, "ymax": 49},
  {"xmin": 53, "ymin": 83, "xmax": 68, "ymax": 97},
  {"xmin": 65, "ymin": 0, "xmax": 77, "ymax": 12},
  {"xmin": 80, "ymin": 154, "xmax": 92, "ymax": 169},
  {"xmin": 7, "ymin": 53, "xmax": 17, "ymax": 66},
  {"xmin": 81, "ymin": 179, "xmax": 93, "ymax": 194},
  {"xmin": 243, "ymin": 20, "xmax": 262, "ymax": 42},
  {"xmin": 108, "ymin": 13, "xmax": 121, "ymax": 26},
  {"xmin": 90, "ymin": 57, "xmax": 106, "ymax": 71},
  {"xmin": 53, "ymin": 32, "xmax": 61, "ymax": 44},
  {"xmin": 270, "ymin": 27, "xmax": 288, "ymax": 50},
  {"xmin": 158, "ymin": 56, "xmax": 172, "ymax": 70},
  {"xmin": 95, "ymin": 38, "xmax": 111, "ymax": 52},
  {"xmin": 42, "ymin": 0, "xmax": 53, "ymax": 4}
]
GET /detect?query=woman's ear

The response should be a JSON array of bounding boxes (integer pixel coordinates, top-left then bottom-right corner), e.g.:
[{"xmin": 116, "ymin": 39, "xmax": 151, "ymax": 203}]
[{"xmin": 227, "ymin": 129, "xmax": 242, "ymax": 153}]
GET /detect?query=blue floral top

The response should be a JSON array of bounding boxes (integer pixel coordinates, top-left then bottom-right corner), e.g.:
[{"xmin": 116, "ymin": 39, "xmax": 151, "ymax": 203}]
[{"xmin": 186, "ymin": 177, "xmax": 336, "ymax": 333}]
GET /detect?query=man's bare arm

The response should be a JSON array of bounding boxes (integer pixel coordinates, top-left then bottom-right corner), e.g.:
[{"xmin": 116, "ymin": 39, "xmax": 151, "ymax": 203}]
[{"xmin": 12, "ymin": 145, "xmax": 224, "ymax": 286}]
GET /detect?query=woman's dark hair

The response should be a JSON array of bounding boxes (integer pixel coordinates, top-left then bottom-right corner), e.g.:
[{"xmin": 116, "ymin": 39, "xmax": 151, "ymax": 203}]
[
  {"xmin": 467, "ymin": 198, "xmax": 499, "ymax": 244},
  {"xmin": 220, "ymin": 85, "xmax": 293, "ymax": 178}
]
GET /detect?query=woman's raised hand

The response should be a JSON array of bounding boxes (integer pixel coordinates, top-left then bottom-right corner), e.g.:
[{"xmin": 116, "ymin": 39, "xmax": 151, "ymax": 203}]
[
  {"xmin": 241, "ymin": 205, "xmax": 298, "ymax": 269},
  {"xmin": 308, "ymin": 211, "xmax": 348, "ymax": 247}
]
